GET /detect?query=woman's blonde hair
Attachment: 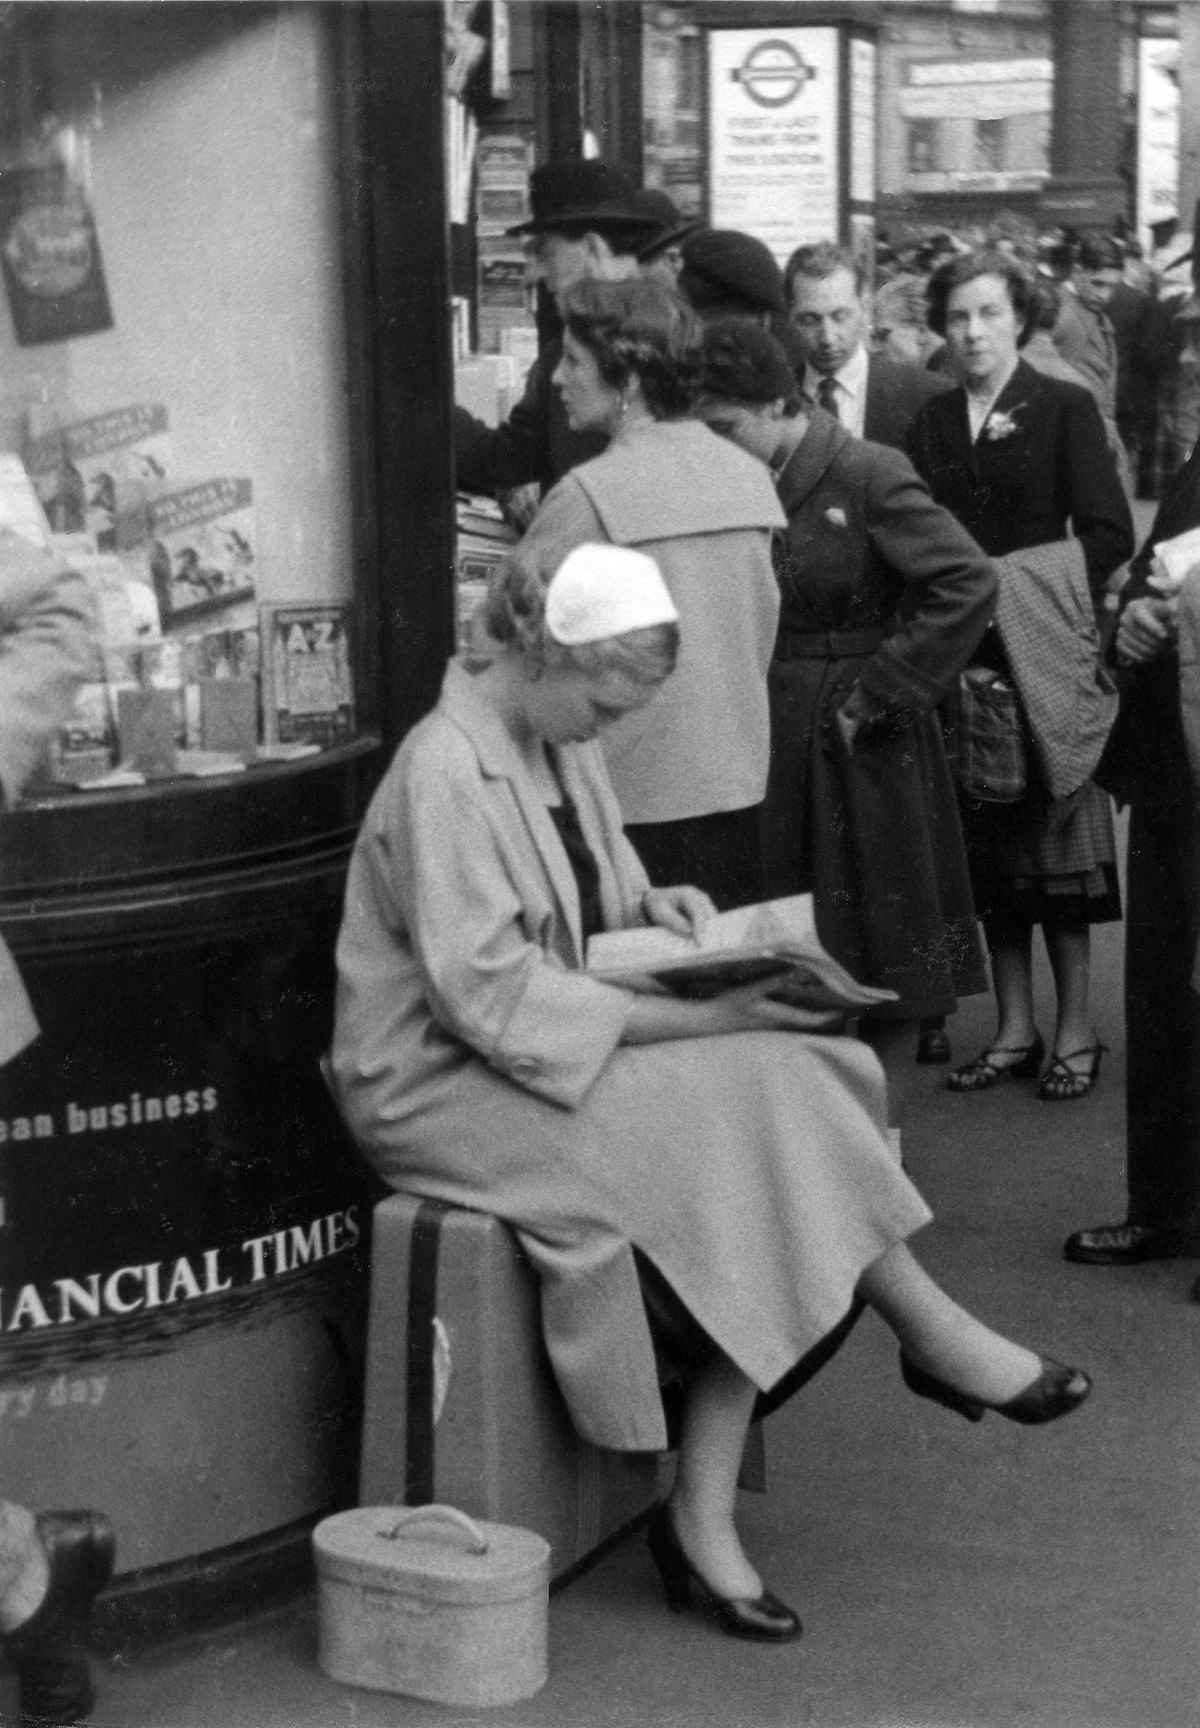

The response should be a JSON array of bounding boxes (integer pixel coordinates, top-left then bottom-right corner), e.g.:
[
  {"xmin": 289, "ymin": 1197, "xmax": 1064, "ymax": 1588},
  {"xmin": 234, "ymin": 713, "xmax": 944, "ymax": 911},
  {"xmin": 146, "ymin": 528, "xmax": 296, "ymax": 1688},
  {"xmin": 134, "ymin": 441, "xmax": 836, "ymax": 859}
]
[{"xmin": 482, "ymin": 549, "xmax": 679, "ymax": 683}]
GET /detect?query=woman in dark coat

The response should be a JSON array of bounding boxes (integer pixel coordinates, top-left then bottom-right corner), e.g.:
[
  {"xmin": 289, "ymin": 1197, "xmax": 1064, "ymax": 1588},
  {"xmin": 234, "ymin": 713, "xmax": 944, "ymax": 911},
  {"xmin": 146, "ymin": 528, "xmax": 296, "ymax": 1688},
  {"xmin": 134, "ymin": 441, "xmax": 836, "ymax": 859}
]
[
  {"xmin": 906, "ymin": 250, "xmax": 1134, "ymax": 1100},
  {"xmin": 696, "ymin": 319, "xmax": 998, "ymax": 1092}
]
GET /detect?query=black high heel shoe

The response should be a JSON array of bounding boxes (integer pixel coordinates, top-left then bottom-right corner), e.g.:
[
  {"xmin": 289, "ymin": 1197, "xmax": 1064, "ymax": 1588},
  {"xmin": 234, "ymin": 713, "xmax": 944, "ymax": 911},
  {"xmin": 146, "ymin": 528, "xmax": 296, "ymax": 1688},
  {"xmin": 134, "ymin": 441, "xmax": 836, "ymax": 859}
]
[
  {"xmin": 899, "ymin": 1353, "xmax": 1092, "ymax": 1426},
  {"xmin": 3, "ymin": 1510, "xmax": 116, "ymax": 1723},
  {"xmin": 645, "ymin": 1504, "xmax": 801, "ymax": 1642}
]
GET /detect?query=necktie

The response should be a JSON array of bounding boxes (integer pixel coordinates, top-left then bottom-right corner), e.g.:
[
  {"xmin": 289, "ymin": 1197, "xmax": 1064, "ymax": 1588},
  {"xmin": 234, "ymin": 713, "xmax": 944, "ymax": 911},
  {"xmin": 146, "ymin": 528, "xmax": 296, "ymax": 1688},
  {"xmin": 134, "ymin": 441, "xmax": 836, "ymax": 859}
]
[{"xmin": 817, "ymin": 375, "xmax": 839, "ymax": 420}]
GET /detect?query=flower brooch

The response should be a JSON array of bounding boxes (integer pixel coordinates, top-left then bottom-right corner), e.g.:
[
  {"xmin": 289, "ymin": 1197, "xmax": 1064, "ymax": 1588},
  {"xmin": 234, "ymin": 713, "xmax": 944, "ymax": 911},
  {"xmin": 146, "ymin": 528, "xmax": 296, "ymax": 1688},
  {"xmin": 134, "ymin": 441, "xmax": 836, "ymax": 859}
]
[{"xmin": 983, "ymin": 406, "xmax": 1023, "ymax": 441}]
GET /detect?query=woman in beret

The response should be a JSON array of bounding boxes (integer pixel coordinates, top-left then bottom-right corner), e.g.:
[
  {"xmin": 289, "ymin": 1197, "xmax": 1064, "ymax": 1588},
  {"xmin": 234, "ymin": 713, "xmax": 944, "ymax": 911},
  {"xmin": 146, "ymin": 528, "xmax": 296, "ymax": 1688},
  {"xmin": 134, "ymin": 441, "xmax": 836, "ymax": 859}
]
[{"xmin": 696, "ymin": 317, "xmax": 997, "ymax": 1100}]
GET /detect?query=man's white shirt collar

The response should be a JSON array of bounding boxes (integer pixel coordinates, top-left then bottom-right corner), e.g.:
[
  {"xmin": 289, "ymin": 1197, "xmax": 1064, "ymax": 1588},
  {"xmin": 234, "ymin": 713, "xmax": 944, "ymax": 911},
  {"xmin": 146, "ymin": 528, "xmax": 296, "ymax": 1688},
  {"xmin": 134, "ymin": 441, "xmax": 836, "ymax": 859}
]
[{"xmin": 802, "ymin": 345, "xmax": 869, "ymax": 438}]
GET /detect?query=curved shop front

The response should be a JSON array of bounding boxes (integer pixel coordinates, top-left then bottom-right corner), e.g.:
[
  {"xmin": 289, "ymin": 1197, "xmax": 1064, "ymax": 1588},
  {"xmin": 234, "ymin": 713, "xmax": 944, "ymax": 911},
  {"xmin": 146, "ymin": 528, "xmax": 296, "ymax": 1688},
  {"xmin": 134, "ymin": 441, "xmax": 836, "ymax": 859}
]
[
  {"xmin": 0, "ymin": 746, "xmax": 385, "ymax": 1635},
  {"xmin": 0, "ymin": 0, "xmax": 455, "ymax": 1639}
]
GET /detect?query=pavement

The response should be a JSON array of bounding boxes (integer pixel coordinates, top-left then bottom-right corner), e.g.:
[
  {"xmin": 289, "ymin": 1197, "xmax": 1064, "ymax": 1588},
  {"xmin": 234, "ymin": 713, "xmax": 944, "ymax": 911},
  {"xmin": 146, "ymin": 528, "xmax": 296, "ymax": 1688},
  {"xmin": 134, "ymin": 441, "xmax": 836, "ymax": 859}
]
[
  {"xmin": 85, "ymin": 819, "xmax": 1200, "ymax": 1728},
  {"xmin": 86, "ymin": 503, "xmax": 1200, "ymax": 1728}
]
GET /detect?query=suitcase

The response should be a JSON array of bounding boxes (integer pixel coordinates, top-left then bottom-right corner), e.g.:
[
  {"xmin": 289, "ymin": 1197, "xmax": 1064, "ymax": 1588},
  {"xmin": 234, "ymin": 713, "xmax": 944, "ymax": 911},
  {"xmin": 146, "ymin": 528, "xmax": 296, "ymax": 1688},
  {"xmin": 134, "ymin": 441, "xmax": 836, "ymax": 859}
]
[
  {"xmin": 315, "ymin": 1503, "xmax": 549, "ymax": 1707},
  {"xmin": 359, "ymin": 1193, "xmax": 662, "ymax": 1585}
]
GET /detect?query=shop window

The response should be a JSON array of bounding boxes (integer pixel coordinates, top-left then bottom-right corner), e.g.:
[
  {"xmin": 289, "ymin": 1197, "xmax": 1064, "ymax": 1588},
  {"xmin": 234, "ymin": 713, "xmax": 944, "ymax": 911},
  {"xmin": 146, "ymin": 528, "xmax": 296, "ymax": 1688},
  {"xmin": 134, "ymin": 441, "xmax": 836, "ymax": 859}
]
[
  {"xmin": 906, "ymin": 119, "xmax": 939, "ymax": 175},
  {"xmin": 0, "ymin": 4, "xmax": 362, "ymax": 796},
  {"xmin": 973, "ymin": 116, "xmax": 1006, "ymax": 173}
]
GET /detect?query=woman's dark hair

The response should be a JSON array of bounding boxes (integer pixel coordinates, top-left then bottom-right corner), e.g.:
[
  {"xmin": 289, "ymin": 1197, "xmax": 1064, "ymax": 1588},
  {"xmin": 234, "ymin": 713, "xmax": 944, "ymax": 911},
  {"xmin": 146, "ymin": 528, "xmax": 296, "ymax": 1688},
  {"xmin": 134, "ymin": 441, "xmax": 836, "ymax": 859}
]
[
  {"xmin": 924, "ymin": 249, "xmax": 1038, "ymax": 342},
  {"xmin": 698, "ymin": 317, "xmax": 800, "ymax": 411},
  {"xmin": 559, "ymin": 277, "xmax": 702, "ymax": 419}
]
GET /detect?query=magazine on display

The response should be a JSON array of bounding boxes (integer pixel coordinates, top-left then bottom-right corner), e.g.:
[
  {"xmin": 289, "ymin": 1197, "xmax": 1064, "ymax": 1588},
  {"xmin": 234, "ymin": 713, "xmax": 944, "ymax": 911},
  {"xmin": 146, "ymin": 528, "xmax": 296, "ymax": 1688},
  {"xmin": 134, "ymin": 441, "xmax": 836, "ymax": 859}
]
[
  {"xmin": 585, "ymin": 894, "xmax": 897, "ymax": 1012},
  {"xmin": 259, "ymin": 601, "xmax": 355, "ymax": 748}
]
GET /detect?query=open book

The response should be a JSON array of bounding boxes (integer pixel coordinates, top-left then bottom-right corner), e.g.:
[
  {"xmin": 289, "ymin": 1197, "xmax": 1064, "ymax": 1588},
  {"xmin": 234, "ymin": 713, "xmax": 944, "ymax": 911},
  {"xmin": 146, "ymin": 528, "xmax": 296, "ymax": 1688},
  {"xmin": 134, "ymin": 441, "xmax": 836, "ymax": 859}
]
[{"xmin": 585, "ymin": 894, "xmax": 898, "ymax": 1012}]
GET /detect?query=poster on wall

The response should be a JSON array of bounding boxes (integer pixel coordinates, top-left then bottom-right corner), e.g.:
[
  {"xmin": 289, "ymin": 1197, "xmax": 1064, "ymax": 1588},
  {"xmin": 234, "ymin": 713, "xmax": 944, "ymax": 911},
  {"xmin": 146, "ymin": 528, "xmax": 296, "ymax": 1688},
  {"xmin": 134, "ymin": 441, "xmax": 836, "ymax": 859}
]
[
  {"xmin": 849, "ymin": 38, "xmax": 876, "ymax": 208},
  {"xmin": 707, "ymin": 27, "xmax": 840, "ymax": 264},
  {"xmin": 1137, "ymin": 35, "xmax": 1181, "ymax": 251},
  {"xmin": 0, "ymin": 159, "xmax": 113, "ymax": 346}
]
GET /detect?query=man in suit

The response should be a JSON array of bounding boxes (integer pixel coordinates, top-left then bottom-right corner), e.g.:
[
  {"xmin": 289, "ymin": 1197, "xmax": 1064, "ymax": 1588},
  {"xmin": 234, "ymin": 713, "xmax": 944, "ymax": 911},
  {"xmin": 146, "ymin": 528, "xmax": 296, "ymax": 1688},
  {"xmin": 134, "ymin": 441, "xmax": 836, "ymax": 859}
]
[
  {"xmin": 1050, "ymin": 235, "xmax": 1125, "ymax": 478},
  {"xmin": 784, "ymin": 241, "xmax": 951, "ymax": 452},
  {"xmin": 453, "ymin": 160, "xmax": 660, "ymax": 503},
  {"xmin": 0, "ymin": 525, "xmax": 114, "ymax": 1723},
  {"xmin": 1064, "ymin": 444, "xmax": 1200, "ymax": 1276},
  {"xmin": 1107, "ymin": 243, "xmax": 1170, "ymax": 496}
]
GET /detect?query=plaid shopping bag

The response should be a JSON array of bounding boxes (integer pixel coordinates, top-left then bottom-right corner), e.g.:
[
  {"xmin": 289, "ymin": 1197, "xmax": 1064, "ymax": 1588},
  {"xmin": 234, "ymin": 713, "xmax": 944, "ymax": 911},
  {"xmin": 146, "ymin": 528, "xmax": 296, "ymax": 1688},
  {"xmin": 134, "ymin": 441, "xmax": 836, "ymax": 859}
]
[{"xmin": 945, "ymin": 667, "xmax": 1029, "ymax": 803}]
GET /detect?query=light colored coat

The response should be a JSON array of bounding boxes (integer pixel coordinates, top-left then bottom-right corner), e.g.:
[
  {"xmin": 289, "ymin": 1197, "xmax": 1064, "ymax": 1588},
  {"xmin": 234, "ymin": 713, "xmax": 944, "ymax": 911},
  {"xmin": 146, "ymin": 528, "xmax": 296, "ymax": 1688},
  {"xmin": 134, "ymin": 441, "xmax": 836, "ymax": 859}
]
[
  {"xmin": 332, "ymin": 662, "xmax": 930, "ymax": 1450},
  {"xmin": 0, "ymin": 533, "xmax": 97, "ymax": 1063},
  {"xmin": 511, "ymin": 418, "xmax": 784, "ymax": 824}
]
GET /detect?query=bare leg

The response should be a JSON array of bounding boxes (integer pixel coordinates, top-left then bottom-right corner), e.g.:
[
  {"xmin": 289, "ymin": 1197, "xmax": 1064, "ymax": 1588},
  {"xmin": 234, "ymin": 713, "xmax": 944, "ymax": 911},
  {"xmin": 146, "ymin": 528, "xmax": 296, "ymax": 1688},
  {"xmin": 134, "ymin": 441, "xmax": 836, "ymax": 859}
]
[
  {"xmin": 858, "ymin": 1242, "xmax": 1042, "ymax": 1406},
  {"xmin": 1043, "ymin": 920, "xmax": 1095, "ymax": 1062},
  {"xmin": 668, "ymin": 1354, "xmax": 761, "ymax": 1600},
  {"xmin": 987, "ymin": 922, "xmax": 1038, "ymax": 1053}
]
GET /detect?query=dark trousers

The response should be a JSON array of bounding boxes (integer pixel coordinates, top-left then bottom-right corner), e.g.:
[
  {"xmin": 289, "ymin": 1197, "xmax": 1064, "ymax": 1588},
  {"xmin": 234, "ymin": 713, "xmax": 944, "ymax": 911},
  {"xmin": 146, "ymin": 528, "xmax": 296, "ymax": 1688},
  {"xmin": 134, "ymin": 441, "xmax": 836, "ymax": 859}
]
[
  {"xmin": 625, "ymin": 805, "xmax": 764, "ymax": 912},
  {"xmin": 1125, "ymin": 797, "xmax": 1200, "ymax": 1237}
]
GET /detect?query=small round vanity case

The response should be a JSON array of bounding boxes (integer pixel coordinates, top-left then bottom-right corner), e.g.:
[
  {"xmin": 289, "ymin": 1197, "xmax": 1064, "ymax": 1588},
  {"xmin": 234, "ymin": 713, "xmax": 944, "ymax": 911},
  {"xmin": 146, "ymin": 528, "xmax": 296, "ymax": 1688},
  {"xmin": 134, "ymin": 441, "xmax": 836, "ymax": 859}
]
[{"xmin": 314, "ymin": 1503, "xmax": 551, "ymax": 1707}]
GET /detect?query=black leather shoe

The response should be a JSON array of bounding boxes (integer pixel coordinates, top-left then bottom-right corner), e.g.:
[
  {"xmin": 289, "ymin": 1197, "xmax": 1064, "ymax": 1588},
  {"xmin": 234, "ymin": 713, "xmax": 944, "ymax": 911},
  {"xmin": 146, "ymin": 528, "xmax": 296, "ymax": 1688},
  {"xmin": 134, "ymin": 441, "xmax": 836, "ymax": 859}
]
[
  {"xmin": 4, "ymin": 1511, "xmax": 115, "ymax": 1724},
  {"xmin": 900, "ymin": 1352, "xmax": 1092, "ymax": 1425},
  {"xmin": 646, "ymin": 1505, "xmax": 801, "ymax": 1642},
  {"xmin": 915, "ymin": 1025, "xmax": 952, "ymax": 1065},
  {"xmin": 1062, "ymin": 1222, "xmax": 1185, "ymax": 1265}
]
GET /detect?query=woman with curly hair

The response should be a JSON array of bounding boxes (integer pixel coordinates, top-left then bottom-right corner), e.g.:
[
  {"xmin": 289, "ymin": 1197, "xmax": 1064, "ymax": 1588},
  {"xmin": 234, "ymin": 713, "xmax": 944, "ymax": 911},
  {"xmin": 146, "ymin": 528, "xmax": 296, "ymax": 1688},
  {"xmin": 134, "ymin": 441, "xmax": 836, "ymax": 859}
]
[
  {"xmin": 907, "ymin": 250, "xmax": 1134, "ymax": 1101},
  {"xmin": 504, "ymin": 275, "xmax": 786, "ymax": 907}
]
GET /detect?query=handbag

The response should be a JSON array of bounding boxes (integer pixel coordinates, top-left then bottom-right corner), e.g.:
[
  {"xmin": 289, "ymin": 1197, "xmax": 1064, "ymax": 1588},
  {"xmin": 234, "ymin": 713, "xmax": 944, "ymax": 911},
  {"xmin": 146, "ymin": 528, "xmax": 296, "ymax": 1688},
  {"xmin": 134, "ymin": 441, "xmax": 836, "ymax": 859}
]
[{"xmin": 946, "ymin": 666, "xmax": 1028, "ymax": 803}]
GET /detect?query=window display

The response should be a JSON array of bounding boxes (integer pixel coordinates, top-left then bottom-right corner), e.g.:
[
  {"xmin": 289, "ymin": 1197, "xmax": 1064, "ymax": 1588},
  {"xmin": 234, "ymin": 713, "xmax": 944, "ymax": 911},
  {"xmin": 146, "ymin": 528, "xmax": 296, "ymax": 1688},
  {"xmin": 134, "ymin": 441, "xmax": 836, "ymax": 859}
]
[{"xmin": 0, "ymin": 3, "xmax": 361, "ymax": 800}]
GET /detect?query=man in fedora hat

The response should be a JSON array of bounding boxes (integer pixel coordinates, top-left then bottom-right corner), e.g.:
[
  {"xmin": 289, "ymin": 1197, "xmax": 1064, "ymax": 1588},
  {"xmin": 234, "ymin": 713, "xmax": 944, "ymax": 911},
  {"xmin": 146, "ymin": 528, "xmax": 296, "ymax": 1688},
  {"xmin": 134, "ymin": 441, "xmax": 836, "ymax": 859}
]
[
  {"xmin": 630, "ymin": 188, "xmax": 701, "ymax": 291},
  {"xmin": 454, "ymin": 160, "xmax": 660, "ymax": 501}
]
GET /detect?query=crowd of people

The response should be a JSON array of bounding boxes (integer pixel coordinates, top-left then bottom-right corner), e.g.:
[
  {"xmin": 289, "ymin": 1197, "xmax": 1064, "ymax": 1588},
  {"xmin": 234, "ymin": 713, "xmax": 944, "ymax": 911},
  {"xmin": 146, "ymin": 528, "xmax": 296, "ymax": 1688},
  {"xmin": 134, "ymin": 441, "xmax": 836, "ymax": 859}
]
[
  {"xmin": 334, "ymin": 157, "xmax": 1200, "ymax": 1647},
  {"xmin": 10, "ymin": 158, "xmax": 1200, "ymax": 1709}
]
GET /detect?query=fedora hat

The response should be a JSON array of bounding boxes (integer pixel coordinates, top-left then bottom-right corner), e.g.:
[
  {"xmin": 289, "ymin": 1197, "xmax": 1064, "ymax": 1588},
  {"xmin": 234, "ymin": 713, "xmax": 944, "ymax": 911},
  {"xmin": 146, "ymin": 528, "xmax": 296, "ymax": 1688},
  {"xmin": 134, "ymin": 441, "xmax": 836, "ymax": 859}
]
[
  {"xmin": 630, "ymin": 188, "xmax": 703, "ymax": 262},
  {"xmin": 506, "ymin": 160, "xmax": 660, "ymax": 238}
]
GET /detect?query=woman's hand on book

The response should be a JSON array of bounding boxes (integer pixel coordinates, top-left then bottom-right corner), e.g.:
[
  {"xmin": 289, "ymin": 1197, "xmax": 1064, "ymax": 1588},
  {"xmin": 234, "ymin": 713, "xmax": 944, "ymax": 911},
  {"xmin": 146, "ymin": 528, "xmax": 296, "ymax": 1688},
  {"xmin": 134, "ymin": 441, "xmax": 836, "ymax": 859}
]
[
  {"xmin": 703, "ymin": 973, "xmax": 847, "ymax": 1036},
  {"xmin": 640, "ymin": 884, "xmax": 715, "ymax": 943}
]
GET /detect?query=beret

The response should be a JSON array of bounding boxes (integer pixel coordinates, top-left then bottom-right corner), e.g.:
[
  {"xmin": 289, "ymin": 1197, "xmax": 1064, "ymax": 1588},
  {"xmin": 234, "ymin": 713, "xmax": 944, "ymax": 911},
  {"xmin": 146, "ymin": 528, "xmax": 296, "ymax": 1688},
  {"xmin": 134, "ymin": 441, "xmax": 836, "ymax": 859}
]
[{"xmin": 677, "ymin": 229, "xmax": 786, "ymax": 316}]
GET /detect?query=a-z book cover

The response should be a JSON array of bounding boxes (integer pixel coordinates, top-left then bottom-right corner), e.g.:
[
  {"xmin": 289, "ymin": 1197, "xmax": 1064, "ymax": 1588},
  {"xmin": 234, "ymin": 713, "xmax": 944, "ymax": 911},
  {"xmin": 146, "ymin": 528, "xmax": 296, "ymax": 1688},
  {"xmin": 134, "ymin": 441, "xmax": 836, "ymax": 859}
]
[{"xmin": 260, "ymin": 602, "xmax": 354, "ymax": 748}]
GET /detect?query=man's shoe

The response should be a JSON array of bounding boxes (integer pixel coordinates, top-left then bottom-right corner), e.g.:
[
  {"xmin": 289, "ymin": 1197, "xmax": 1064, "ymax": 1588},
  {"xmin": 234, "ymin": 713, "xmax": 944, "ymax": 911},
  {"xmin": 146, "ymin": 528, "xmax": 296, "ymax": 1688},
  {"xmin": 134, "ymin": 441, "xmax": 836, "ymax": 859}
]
[
  {"xmin": 1062, "ymin": 1222, "xmax": 1183, "ymax": 1265},
  {"xmin": 3, "ymin": 1511, "xmax": 115, "ymax": 1723}
]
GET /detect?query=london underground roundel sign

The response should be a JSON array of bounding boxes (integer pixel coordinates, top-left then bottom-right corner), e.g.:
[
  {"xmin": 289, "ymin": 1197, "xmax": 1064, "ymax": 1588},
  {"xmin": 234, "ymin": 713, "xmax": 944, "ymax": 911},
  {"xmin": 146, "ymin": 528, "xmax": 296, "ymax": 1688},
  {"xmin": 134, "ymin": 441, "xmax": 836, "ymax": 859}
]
[{"xmin": 730, "ymin": 38, "xmax": 818, "ymax": 109}]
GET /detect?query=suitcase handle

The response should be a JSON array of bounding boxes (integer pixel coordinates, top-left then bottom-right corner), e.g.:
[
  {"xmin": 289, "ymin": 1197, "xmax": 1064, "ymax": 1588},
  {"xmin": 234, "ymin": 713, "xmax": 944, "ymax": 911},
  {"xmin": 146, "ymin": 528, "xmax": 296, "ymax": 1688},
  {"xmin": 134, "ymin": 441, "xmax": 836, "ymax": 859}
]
[{"xmin": 379, "ymin": 1504, "xmax": 489, "ymax": 1555}]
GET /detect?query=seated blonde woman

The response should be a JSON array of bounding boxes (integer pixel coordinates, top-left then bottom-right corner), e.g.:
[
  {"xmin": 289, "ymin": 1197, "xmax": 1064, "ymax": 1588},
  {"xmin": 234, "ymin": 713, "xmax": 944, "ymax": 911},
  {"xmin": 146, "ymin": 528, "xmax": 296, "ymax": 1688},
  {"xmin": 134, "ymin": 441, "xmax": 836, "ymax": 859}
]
[{"xmin": 331, "ymin": 544, "xmax": 1092, "ymax": 1644}]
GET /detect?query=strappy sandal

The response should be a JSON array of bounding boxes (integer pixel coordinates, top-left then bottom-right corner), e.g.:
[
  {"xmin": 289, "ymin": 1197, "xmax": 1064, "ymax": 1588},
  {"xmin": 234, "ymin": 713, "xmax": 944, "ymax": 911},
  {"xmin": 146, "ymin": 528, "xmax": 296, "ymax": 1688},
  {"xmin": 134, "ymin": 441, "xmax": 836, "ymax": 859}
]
[
  {"xmin": 1038, "ymin": 1042, "xmax": 1108, "ymax": 1103},
  {"xmin": 946, "ymin": 1032, "xmax": 1045, "ymax": 1093}
]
